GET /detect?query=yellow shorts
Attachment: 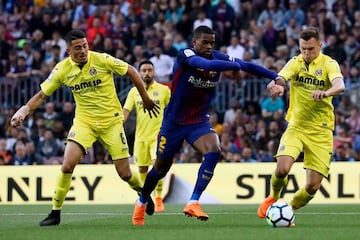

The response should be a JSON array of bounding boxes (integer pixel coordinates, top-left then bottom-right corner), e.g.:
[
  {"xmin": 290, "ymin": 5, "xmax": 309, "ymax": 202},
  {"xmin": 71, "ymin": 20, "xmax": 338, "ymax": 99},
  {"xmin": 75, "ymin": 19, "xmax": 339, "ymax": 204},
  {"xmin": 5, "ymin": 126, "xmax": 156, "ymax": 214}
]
[
  {"xmin": 67, "ymin": 118, "xmax": 130, "ymax": 160},
  {"xmin": 276, "ymin": 125, "xmax": 333, "ymax": 177},
  {"xmin": 133, "ymin": 138, "xmax": 157, "ymax": 167}
]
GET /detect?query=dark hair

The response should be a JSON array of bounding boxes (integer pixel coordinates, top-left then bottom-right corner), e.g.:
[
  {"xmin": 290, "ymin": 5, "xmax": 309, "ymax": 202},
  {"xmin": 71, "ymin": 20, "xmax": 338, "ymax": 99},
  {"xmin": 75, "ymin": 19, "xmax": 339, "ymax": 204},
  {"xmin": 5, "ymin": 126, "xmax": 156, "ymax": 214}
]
[
  {"xmin": 193, "ymin": 26, "xmax": 215, "ymax": 40},
  {"xmin": 65, "ymin": 29, "xmax": 86, "ymax": 45},
  {"xmin": 299, "ymin": 27, "xmax": 319, "ymax": 41},
  {"xmin": 138, "ymin": 60, "xmax": 154, "ymax": 70}
]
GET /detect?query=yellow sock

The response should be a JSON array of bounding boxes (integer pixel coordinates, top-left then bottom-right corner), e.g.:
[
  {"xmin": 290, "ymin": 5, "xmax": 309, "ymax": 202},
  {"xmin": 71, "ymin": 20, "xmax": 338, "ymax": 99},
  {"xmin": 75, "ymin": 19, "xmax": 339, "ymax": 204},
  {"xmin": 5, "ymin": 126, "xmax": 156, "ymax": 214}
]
[
  {"xmin": 127, "ymin": 170, "xmax": 143, "ymax": 192},
  {"xmin": 139, "ymin": 172, "xmax": 147, "ymax": 185},
  {"xmin": 155, "ymin": 178, "xmax": 164, "ymax": 198},
  {"xmin": 270, "ymin": 173, "xmax": 288, "ymax": 200},
  {"xmin": 53, "ymin": 172, "xmax": 72, "ymax": 210},
  {"xmin": 290, "ymin": 187, "xmax": 314, "ymax": 210}
]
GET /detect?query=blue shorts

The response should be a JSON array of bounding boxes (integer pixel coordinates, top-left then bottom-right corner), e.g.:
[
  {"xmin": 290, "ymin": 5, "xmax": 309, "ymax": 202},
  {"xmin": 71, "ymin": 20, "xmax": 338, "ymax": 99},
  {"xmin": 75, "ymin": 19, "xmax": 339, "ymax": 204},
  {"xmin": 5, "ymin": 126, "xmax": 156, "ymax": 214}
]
[{"xmin": 157, "ymin": 121, "xmax": 215, "ymax": 161}]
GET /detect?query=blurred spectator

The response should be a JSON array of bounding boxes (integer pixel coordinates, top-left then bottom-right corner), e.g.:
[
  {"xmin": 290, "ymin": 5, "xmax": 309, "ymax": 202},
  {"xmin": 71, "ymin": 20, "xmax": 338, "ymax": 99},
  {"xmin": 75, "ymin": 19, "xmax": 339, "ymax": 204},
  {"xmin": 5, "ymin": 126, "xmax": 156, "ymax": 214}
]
[
  {"xmin": 240, "ymin": 147, "xmax": 257, "ymax": 163},
  {"xmin": 13, "ymin": 141, "xmax": 32, "ymax": 165},
  {"xmin": 193, "ymin": 9, "xmax": 213, "ymax": 30},
  {"xmin": 220, "ymin": 131, "xmax": 234, "ymax": 159},
  {"xmin": 268, "ymin": 120, "xmax": 282, "ymax": 142},
  {"xmin": 0, "ymin": 21, "xmax": 11, "ymax": 73},
  {"xmin": 333, "ymin": 144, "xmax": 355, "ymax": 162},
  {"xmin": 283, "ymin": 0, "xmax": 305, "ymax": 27},
  {"xmin": 165, "ymin": 0, "xmax": 183, "ymax": 24},
  {"xmin": 6, "ymin": 127, "xmax": 18, "ymax": 151},
  {"xmin": 209, "ymin": 112, "xmax": 223, "ymax": 135},
  {"xmin": 43, "ymin": 102, "xmax": 58, "ymax": 129},
  {"xmin": 51, "ymin": 31, "xmax": 67, "ymax": 60},
  {"xmin": 39, "ymin": 11, "xmax": 55, "ymax": 40},
  {"xmin": 87, "ymin": 17, "xmax": 106, "ymax": 49},
  {"xmin": 149, "ymin": 46, "xmax": 174, "ymax": 83},
  {"xmin": 226, "ymin": 35, "xmax": 245, "ymax": 60},
  {"xmin": 72, "ymin": 0, "xmax": 97, "ymax": 29},
  {"xmin": 162, "ymin": 34, "xmax": 178, "ymax": 58},
  {"xmin": 36, "ymin": 128, "xmax": 62, "ymax": 164},
  {"xmin": 56, "ymin": 101, "xmax": 74, "ymax": 132},
  {"xmin": 345, "ymin": 106, "xmax": 360, "ymax": 135},
  {"xmin": 336, "ymin": 93, "xmax": 356, "ymax": 117},
  {"xmin": 261, "ymin": 19, "xmax": 279, "ymax": 56},
  {"xmin": 172, "ymin": 32, "xmax": 188, "ymax": 51},
  {"xmin": 232, "ymin": 125, "xmax": 246, "ymax": 153},
  {"xmin": 25, "ymin": 140, "xmax": 43, "ymax": 165},
  {"xmin": 6, "ymin": 55, "xmax": 32, "ymax": 81},
  {"xmin": 27, "ymin": 6, "xmax": 43, "ymax": 34},
  {"xmin": 209, "ymin": 0, "xmax": 235, "ymax": 45},
  {"xmin": 175, "ymin": 11, "xmax": 193, "ymax": 42},
  {"xmin": 334, "ymin": 123, "xmax": 354, "ymax": 149},
  {"xmin": 31, "ymin": 29, "xmax": 45, "ymax": 53},
  {"xmin": 17, "ymin": 40, "xmax": 34, "ymax": 66},
  {"xmin": 257, "ymin": 0, "xmax": 285, "ymax": 31},
  {"xmin": 55, "ymin": 11, "xmax": 73, "ymax": 38},
  {"xmin": 261, "ymin": 93, "xmax": 285, "ymax": 122},
  {"xmin": 223, "ymin": 98, "xmax": 240, "ymax": 124},
  {"xmin": 322, "ymin": 34, "xmax": 347, "ymax": 64},
  {"xmin": 0, "ymin": 138, "xmax": 13, "ymax": 164},
  {"xmin": 102, "ymin": 37, "xmax": 116, "ymax": 55}
]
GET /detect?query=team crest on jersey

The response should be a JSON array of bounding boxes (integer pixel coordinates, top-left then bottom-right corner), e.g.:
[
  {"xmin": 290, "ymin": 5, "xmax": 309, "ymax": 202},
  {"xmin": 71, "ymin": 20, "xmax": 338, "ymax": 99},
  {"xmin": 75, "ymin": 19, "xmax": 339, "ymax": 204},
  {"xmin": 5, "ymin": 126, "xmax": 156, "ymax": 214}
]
[
  {"xmin": 314, "ymin": 68, "xmax": 322, "ymax": 77},
  {"xmin": 89, "ymin": 67, "xmax": 97, "ymax": 76},
  {"xmin": 209, "ymin": 71, "xmax": 217, "ymax": 78}
]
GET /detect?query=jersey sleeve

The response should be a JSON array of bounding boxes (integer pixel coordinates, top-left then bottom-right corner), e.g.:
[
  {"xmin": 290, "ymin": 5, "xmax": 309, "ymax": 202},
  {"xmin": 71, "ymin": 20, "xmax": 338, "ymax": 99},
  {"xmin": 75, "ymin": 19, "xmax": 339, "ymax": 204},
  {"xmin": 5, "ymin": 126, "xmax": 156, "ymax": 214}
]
[
  {"xmin": 102, "ymin": 53, "xmax": 129, "ymax": 76},
  {"xmin": 40, "ymin": 67, "xmax": 63, "ymax": 96},
  {"xmin": 325, "ymin": 59, "xmax": 343, "ymax": 81},
  {"xmin": 278, "ymin": 57, "xmax": 299, "ymax": 81},
  {"xmin": 123, "ymin": 87, "xmax": 135, "ymax": 111}
]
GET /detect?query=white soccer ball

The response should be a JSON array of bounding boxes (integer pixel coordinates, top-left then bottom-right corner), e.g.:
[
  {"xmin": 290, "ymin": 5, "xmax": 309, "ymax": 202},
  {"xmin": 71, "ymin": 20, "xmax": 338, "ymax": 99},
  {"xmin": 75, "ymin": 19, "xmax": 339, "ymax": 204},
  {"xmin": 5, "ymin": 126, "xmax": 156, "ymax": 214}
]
[{"xmin": 266, "ymin": 201, "xmax": 295, "ymax": 227}]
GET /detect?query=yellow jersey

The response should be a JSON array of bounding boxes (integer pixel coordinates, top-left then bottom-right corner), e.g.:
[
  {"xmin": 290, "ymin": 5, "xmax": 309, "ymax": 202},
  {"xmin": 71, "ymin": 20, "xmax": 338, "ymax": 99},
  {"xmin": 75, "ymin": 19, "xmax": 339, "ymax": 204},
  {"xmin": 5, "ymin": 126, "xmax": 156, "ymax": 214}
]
[
  {"xmin": 279, "ymin": 52, "xmax": 343, "ymax": 131},
  {"xmin": 40, "ymin": 51, "xmax": 128, "ymax": 126},
  {"xmin": 124, "ymin": 82, "xmax": 171, "ymax": 141}
]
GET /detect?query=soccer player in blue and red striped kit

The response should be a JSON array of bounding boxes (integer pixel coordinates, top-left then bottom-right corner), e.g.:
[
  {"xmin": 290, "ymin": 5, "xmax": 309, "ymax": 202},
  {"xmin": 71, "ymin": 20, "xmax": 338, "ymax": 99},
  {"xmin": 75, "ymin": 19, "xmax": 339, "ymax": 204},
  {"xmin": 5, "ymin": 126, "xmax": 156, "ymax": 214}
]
[{"xmin": 132, "ymin": 26, "xmax": 280, "ymax": 225}]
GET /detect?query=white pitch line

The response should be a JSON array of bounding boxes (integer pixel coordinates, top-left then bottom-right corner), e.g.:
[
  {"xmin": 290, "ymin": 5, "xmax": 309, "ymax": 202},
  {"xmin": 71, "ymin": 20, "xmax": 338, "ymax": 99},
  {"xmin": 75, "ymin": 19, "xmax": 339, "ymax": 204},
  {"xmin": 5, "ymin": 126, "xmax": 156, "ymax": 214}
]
[{"xmin": 1, "ymin": 212, "xmax": 360, "ymax": 216}]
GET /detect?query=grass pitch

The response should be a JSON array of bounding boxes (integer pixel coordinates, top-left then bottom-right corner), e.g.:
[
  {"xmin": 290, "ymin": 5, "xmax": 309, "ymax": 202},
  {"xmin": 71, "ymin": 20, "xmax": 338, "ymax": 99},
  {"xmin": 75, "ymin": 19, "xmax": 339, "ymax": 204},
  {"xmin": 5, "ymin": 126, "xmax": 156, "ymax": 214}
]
[{"xmin": 0, "ymin": 204, "xmax": 359, "ymax": 240}]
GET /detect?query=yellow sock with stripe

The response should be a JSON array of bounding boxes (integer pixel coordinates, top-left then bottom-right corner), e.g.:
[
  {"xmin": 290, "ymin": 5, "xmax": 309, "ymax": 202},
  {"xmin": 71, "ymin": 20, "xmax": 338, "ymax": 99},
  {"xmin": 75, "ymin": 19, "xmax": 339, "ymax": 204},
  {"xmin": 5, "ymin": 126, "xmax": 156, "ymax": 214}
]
[
  {"xmin": 155, "ymin": 178, "xmax": 164, "ymax": 198},
  {"xmin": 52, "ymin": 172, "xmax": 72, "ymax": 210},
  {"xmin": 127, "ymin": 170, "xmax": 143, "ymax": 192},
  {"xmin": 270, "ymin": 173, "xmax": 288, "ymax": 200},
  {"xmin": 290, "ymin": 187, "xmax": 314, "ymax": 210}
]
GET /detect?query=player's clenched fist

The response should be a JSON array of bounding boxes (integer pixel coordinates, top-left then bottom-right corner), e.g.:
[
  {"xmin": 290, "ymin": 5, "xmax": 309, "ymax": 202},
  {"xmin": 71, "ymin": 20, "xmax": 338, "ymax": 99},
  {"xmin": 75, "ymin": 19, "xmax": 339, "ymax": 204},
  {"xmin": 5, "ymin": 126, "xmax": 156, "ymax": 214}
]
[{"xmin": 11, "ymin": 105, "xmax": 30, "ymax": 127}]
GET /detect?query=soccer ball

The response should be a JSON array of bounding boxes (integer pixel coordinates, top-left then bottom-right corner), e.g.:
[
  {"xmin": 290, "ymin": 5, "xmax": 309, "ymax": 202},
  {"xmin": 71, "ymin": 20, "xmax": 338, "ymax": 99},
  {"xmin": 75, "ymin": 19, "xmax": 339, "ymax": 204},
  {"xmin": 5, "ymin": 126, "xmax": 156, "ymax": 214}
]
[{"xmin": 266, "ymin": 201, "xmax": 295, "ymax": 227}]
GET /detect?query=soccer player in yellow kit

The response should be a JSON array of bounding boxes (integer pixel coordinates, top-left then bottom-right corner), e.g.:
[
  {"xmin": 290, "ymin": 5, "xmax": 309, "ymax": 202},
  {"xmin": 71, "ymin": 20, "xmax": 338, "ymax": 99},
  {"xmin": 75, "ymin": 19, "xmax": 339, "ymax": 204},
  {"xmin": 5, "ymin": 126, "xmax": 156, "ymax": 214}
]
[
  {"xmin": 257, "ymin": 27, "xmax": 345, "ymax": 221},
  {"xmin": 10, "ymin": 29, "xmax": 159, "ymax": 226},
  {"xmin": 123, "ymin": 60, "xmax": 171, "ymax": 212}
]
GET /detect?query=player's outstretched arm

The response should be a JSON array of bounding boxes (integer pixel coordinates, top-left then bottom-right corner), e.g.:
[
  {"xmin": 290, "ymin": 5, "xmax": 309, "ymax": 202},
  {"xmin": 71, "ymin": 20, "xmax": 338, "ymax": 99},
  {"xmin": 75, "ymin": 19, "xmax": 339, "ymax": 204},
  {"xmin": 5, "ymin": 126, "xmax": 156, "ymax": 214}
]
[
  {"xmin": 235, "ymin": 59, "xmax": 278, "ymax": 80},
  {"xmin": 188, "ymin": 55, "xmax": 241, "ymax": 72},
  {"xmin": 126, "ymin": 65, "xmax": 160, "ymax": 118},
  {"xmin": 11, "ymin": 90, "xmax": 48, "ymax": 127}
]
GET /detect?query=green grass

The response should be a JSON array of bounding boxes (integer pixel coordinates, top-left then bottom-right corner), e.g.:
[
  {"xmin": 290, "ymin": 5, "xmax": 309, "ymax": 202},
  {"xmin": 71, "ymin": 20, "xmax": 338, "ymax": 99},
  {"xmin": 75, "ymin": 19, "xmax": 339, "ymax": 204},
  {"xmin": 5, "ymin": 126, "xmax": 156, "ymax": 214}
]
[{"xmin": 0, "ymin": 204, "xmax": 359, "ymax": 240}]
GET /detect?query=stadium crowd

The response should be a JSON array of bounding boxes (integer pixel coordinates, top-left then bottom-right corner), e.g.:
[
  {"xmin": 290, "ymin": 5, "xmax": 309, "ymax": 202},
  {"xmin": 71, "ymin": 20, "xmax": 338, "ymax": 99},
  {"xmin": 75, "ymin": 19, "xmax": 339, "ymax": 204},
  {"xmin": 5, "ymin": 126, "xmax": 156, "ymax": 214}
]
[{"xmin": 1, "ymin": 0, "xmax": 360, "ymax": 165}]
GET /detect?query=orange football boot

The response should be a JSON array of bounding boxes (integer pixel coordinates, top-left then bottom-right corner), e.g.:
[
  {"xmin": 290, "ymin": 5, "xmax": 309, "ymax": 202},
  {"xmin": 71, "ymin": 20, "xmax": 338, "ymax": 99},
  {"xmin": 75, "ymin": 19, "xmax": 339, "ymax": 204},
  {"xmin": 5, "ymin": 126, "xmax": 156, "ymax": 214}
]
[
  {"xmin": 183, "ymin": 202, "xmax": 208, "ymax": 221},
  {"xmin": 257, "ymin": 196, "xmax": 276, "ymax": 218}
]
